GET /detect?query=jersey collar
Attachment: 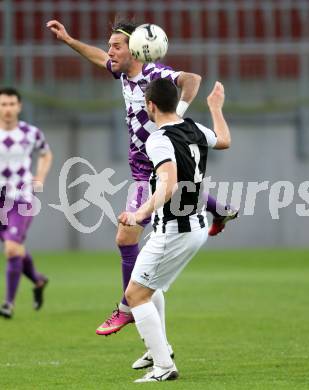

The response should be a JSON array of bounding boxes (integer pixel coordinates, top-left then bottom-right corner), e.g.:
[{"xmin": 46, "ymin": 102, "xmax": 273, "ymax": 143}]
[{"xmin": 158, "ymin": 119, "xmax": 184, "ymax": 129}]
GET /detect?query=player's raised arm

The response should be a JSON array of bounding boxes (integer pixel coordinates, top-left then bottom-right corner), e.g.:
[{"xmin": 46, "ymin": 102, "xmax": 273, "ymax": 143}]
[
  {"xmin": 46, "ymin": 20, "xmax": 109, "ymax": 68},
  {"xmin": 207, "ymin": 81, "xmax": 231, "ymax": 150},
  {"xmin": 176, "ymin": 72, "xmax": 202, "ymax": 117}
]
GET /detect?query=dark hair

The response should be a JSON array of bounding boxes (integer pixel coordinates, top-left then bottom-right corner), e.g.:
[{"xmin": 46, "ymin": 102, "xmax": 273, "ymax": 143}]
[
  {"xmin": 145, "ymin": 78, "xmax": 178, "ymax": 113},
  {"xmin": 111, "ymin": 17, "xmax": 138, "ymax": 43},
  {"xmin": 0, "ymin": 87, "xmax": 21, "ymax": 102}
]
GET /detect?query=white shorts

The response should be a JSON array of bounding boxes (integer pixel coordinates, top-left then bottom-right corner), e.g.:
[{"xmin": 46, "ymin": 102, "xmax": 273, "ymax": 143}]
[{"xmin": 131, "ymin": 228, "xmax": 208, "ymax": 292}]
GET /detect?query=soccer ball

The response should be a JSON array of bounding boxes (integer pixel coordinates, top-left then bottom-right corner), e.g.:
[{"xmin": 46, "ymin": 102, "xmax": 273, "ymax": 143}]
[{"xmin": 129, "ymin": 24, "xmax": 168, "ymax": 63}]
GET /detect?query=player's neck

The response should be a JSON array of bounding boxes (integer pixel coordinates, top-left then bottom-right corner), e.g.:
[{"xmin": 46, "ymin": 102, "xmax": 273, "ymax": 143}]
[
  {"xmin": 155, "ymin": 112, "xmax": 181, "ymax": 128},
  {"xmin": 127, "ymin": 62, "xmax": 143, "ymax": 78},
  {"xmin": 0, "ymin": 119, "xmax": 19, "ymax": 131}
]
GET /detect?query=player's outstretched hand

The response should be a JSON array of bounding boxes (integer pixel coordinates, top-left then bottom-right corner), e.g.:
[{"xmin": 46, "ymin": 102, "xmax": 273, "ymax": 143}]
[
  {"xmin": 46, "ymin": 20, "xmax": 71, "ymax": 43},
  {"xmin": 118, "ymin": 212, "xmax": 137, "ymax": 226},
  {"xmin": 207, "ymin": 81, "xmax": 225, "ymax": 111}
]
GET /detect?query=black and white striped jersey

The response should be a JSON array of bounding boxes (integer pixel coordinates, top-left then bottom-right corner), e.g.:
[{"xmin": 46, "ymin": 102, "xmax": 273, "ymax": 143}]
[{"xmin": 145, "ymin": 118, "xmax": 217, "ymax": 233}]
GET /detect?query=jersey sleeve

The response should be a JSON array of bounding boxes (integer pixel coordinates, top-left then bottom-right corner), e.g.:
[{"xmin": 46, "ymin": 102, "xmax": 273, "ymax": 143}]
[
  {"xmin": 146, "ymin": 131, "xmax": 176, "ymax": 170},
  {"xmin": 35, "ymin": 128, "xmax": 50, "ymax": 154},
  {"xmin": 106, "ymin": 59, "xmax": 122, "ymax": 79},
  {"xmin": 196, "ymin": 122, "xmax": 218, "ymax": 148},
  {"xmin": 150, "ymin": 64, "xmax": 181, "ymax": 86}
]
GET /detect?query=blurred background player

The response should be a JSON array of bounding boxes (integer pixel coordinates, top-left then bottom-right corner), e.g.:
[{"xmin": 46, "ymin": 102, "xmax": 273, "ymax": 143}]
[
  {"xmin": 47, "ymin": 19, "xmax": 237, "ymax": 335},
  {"xmin": 0, "ymin": 88, "xmax": 53, "ymax": 319},
  {"xmin": 120, "ymin": 78, "xmax": 231, "ymax": 382}
]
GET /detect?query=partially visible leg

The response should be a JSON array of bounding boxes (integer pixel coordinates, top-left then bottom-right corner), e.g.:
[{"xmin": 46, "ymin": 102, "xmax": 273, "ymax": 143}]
[
  {"xmin": 151, "ymin": 290, "xmax": 168, "ymax": 346},
  {"xmin": 96, "ymin": 223, "xmax": 144, "ymax": 336},
  {"xmin": 132, "ymin": 289, "xmax": 174, "ymax": 370},
  {"xmin": 5, "ymin": 257, "xmax": 23, "ymax": 305},
  {"xmin": 23, "ymin": 252, "xmax": 49, "ymax": 310},
  {"xmin": 126, "ymin": 281, "xmax": 174, "ymax": 370},
  {"xmin": 119, "ymin": 179, "xmax": 150, "ymax": 310},
  {"xmin": 0, "ymin": 240, "xmax": 25, "ymax": 318},
  {"xmin": 4, "ymin": 240, "xmax": 25, "ymax": 306},
  {"xmin": 96, "ymin": 179, "xmax": 150, "ymax": 336},
  {"xmin": 126, "ymin": 232, "xmax": 175, "ymax": 372},
  {"xmin": 23, "ymin": 252, "xmax": 46, "ymax": 285},
  {"xmin": 129, "ymin": 228, "xmax": 209, "ymax": 381},
  {"xmin": 3, "ymin": 203, "xmax": 48, "ymax": 310},
  {"xmin": 204, "ymin": 193, "xmax": 227, "ymax": 217},
  {"xmin": 114, "ymin": 224, "xmax": 144, "ymax": 302},
  {"xmin": 204, "ymin": 193, "xmax": 238, "ymax": 236}
]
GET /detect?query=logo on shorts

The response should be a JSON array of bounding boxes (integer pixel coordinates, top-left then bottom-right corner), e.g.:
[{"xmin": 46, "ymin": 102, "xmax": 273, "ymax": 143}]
[
  {"xmin": 130, "ymin": 200, "xmax": 138, "ymax": 208},
  {"xmin": 50, "ymin": 157, "xmax": 127, "ymax": 233},
  {"xmin": 140, "ymin": 272, "xmax": 150, "ymax": 281},
  {"xmin": 9, "ymin": 226, "xmax": 18, "ymax": 235}
]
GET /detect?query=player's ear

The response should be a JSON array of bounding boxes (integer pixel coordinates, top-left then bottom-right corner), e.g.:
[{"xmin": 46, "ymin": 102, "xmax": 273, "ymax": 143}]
[
  {"xmin": 145, "ymin": 99, "xmax": 152, "ymax": 111},
  {"xmin": 148, "ymin": 100, "xmax": 155, "ymax": 111}
]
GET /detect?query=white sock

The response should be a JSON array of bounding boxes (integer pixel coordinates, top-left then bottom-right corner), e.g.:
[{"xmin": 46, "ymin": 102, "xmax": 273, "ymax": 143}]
[
  {"xmin": 151, "ymin": 289, "xmax": 170, "ymax": 347},
  {"xmin": 119, "ymin": 302, "xmax": 131, "ymax": 313},
  {"xmin": 132, "ymin": 302, "xmax": 173, "ymax": 368}
]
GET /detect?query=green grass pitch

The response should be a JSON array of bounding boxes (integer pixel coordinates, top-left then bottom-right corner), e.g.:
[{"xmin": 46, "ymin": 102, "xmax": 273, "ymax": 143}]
[{"xmin": 0, "ymin": 250, "xmax": 308, "ymax": 389}]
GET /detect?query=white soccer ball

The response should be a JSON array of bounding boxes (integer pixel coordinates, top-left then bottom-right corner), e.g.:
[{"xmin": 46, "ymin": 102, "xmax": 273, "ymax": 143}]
[{"xmin": 129, "ymin": 24, "xmax": 168, "ymax": 63}]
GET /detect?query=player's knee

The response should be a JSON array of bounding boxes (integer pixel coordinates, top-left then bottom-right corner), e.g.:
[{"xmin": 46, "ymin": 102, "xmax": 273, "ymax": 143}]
[
  {"xmin": 115, "ymin": 232, "xmax": 126, "ymax": 247},
  {"xmin": 4, "ymin": 241, "xmax": 25, "ymax": 259},
  {"xmin": 125, "ymin": 283, "xmax": 152, "ymax": 307},
  {"xmin": 125, "ymin": 280, "xmax": 140, "ymax": 306},
  {"xmin": 116, "ymin": 229, "xmax": 139, "ymax": 247}
]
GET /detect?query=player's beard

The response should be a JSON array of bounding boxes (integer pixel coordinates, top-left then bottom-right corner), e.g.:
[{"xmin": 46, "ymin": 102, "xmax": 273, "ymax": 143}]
[{"xmin": 119, "ymin": 56, "xmax": 136, "ymax": 75}]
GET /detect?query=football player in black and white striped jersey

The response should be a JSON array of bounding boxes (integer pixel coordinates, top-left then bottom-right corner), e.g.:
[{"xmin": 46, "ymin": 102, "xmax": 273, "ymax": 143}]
[{"xmin": 119, "ymin": 78, "xmax": 231, "ymax": 382}]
